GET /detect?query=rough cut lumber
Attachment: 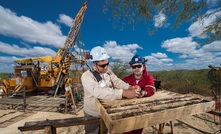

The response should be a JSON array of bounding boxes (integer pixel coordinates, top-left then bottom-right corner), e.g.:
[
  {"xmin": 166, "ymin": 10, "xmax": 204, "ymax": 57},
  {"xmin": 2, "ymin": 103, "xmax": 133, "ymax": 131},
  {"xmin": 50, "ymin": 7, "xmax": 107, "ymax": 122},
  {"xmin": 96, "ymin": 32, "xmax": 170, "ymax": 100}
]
[
  {"xmin": 95, "ymin": 90, "xmax": 215, "ymax": 134},
  {"xmin": 18, "ymin": 116, "xmax": 99, "ymax": 131}
]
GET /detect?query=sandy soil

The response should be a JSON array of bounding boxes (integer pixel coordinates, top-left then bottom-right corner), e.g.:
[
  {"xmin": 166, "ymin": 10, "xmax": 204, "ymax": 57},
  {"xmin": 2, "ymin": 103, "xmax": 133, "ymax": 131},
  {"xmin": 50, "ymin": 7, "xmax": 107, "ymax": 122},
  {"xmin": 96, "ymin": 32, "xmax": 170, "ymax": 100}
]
[
  {"xmin": 0, "ymin": 109, "xmax": 85, "ymax": 134},
  {"xmin": 0, "ymin": 108, "xmax": 220, "ymax": 134}
]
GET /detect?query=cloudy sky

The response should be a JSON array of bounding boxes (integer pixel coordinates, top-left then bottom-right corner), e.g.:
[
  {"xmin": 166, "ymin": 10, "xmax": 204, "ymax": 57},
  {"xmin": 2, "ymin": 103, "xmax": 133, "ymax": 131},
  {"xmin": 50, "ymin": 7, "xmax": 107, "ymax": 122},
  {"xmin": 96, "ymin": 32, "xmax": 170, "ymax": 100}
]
[{"xmin": 0, "ymin": 0, "xmax": 220, "ymax": 73}]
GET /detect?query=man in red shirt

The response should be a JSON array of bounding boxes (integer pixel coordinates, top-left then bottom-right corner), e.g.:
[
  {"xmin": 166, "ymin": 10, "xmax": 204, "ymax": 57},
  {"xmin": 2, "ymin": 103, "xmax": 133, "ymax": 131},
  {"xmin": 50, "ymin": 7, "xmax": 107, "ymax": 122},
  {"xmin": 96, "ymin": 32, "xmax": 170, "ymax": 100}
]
[{"xmin": 122, "ymin": 54, "xmax": 156, "ymax": 134}]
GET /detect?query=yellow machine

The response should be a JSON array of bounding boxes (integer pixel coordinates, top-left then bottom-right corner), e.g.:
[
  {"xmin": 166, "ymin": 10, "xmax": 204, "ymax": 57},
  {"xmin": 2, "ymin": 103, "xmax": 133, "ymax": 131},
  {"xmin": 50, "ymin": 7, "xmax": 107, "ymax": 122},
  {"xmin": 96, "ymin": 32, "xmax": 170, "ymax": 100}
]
[{"xmin": 1, "ymin": 2, "xmax": 87, "ymax": 97}]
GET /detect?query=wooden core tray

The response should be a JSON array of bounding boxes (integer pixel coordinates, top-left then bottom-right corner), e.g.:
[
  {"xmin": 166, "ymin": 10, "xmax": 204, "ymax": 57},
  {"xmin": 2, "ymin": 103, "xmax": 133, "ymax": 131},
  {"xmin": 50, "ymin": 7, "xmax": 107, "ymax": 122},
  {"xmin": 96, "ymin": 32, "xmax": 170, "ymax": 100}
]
[{"xmin": 95, "ymin": 90, "xmax": 215, "ymax": 134}]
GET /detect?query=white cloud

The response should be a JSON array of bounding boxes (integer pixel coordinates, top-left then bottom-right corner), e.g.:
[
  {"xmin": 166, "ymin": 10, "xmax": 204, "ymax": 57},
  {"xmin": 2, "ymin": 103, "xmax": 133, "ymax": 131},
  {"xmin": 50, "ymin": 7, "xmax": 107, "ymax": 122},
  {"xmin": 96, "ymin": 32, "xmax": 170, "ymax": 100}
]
[
  {"xmin": 145, "ymin": 52, "xmax": 173, "ymax": 71},
  {"xmin": 103, "ymin": 41, "xmax": 143, "ymax": 62},
  {"xmin": 201, "ymin": 41, "xmax": 221, "ymax": 52},
  {"xmin": 161, "ymin": 36, "xmax": 221, "ymax": 70},
  {"xmin": 0, "ymin": 6, "xmax": 66, "ymax": 48},
  {"xmin": 162, "ymin": 37, "xmax": 198, "ymax": 54},
  {"xmin": 151, "ymin": 52, "xmax": 168, "ymax": 58},
  {"xmin": 0, "ymin": 56, "xmax": 17, "ymax": 73},
  {"xmin": 0, "ymin": 41, "xmax": 56, "ymax": 57},
  {"xmin": 154, "ymin": 11, "xmax": 167, "ymax": 28},
  {"xmin": 101, "ymin": 41, "xmax": 177, "ymax": 71},
  {"xmin": 188, "ymin": 9, "xmax": 220, "ymax": 38},
  {"xmin": 57, "ymin": 14, "xmax": 73, "ymax": 27},
  {"xmin": 0, "ymin": 56, "xmax": 16, "ymax": 63}
]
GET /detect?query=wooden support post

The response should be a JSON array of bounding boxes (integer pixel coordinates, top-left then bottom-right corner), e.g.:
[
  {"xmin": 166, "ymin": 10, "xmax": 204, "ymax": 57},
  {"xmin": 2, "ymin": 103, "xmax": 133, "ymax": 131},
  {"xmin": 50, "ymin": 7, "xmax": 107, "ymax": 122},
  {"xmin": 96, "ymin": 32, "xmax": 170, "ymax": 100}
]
[
  {"xmin": 152, "ymin": 121, "xmax": 174, "ymax": 134},
  {"xmin": 45, "ymin": 126, "xmax": 56, "ymax": 134},
  {"xmin": 158, "ymin": 123, "xmax": 165, "ymax": 134},
  {"xmin": 64, "ymin": 85, "xmax": 77, "ymax": 114},
  {"xmin": 23, "ymin": 87, "xmax": 26, "ymax": 111},
  {"xmin": 69, "ymin": 89, "xmax": 77, "ymax": 113},
  {"xmin": 169, "ymin": 121, "xmax": 174, "ymax": 134},
  {"xmin": 65, "ymin": 93, "xmax": 68, "ymax": 113},
  {"xmin": 151, "ymin": 126, "xmax": 162, "ymax": 133}
]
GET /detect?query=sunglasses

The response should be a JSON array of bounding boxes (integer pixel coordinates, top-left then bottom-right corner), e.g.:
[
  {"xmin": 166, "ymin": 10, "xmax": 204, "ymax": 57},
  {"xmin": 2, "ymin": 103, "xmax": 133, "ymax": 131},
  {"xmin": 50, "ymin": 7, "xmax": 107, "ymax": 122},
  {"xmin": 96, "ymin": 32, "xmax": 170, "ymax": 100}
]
[
  {"xmin": 97, "ymin": 62, "xmax": 109, "ymax": 68},
  {"xmin": 131, "ymin": 64, "xmax": 142, "ymax": 69}
]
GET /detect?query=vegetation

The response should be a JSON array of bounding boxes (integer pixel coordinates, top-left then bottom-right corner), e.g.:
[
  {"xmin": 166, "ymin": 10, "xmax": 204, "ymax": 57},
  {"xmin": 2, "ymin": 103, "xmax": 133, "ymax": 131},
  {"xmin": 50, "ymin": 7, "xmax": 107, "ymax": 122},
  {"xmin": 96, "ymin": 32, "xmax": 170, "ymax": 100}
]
[
  {"xmin": 149, "ymin": 69, "xmax": 213, "ymax": 97},
  {"xmin": 110, "ymin": 59, "xmax": 131, "ymax": 79},
  {"xmin": 104, "ymin": 0, "xmax": 221, "ymax": 44},
  {"xmin": 0, "ymin": 73, "xmax": 10, "ymax": 80},
  {"xmin": 109, "ymin": 60, "xmax": 214, "ymax": 97},
  {"xmin": 0, "ymin": 65, "xmax": 216, "ymax": 97}
]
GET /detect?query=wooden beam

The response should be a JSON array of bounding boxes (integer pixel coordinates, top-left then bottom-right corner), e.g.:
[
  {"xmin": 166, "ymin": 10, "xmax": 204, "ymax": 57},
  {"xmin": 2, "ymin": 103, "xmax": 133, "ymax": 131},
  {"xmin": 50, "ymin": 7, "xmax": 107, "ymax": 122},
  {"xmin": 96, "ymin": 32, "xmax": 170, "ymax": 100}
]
[
  {"xmin": 18, "ymin": 116, "xmax": 99, "ymax": 132},
  {"xmin": 177, "ymin": 119, "xmax": 211, "ymax": 134}
]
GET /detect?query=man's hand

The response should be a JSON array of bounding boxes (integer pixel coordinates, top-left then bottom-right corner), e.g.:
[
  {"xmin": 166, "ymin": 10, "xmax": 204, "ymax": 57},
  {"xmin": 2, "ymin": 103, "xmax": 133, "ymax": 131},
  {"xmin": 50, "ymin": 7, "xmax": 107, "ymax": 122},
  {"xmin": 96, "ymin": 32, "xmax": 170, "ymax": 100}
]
[
  {"xmin": 122, "ymin": 85, "xmax": 141, "ymax": 99},
  {"xmin": 138, "ymin": 90, "xmax": 147, "ymax": 98}
]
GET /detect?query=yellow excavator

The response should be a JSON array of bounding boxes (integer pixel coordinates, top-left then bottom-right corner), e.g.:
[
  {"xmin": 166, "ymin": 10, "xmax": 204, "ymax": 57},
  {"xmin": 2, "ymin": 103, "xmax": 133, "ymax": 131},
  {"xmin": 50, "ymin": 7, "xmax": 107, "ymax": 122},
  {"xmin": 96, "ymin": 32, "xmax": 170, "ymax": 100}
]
[{"xmin": 1, "ymin": 1, "xmax": 87, "ymax": 97}]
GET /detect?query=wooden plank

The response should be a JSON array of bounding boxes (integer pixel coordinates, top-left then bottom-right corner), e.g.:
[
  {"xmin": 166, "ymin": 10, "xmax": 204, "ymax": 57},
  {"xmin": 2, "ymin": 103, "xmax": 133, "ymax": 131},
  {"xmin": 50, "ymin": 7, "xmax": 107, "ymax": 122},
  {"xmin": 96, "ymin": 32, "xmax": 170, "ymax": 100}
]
[
  {"xmin": 41, "ymin": 107, "xmax": 56, "ymax": 112},
  {"xmin": 95, "ymin": 90, "xmax": 215, "ymax": 134},
  {"xmin": 0, "ymin": 112, "xmax": 35, "ymax": 128},
  {"xmin": 108, "ymin": 99, "xmax": 206, "ymax": 118},
  {"xmin": 33, "ymin": 106, "xmax": 45, "ymax": 111},
  {"xmin": 177, "ymin": 119, "xmax": 208, "ymax": 133},
  {"xmin": 110, "ymin": 101, "xmax": 214, "ymax": 133},
  {"xmin": 95, "ymin": 98, "xmax": 113, "ymax": 132},
  {"xmin": 0, "ymin": 110, "xmax": 16, "ymax": 115},
  {"xmin": 28, "ymin": 104, "xmax": 59, "ymax": 107},
  {"xmin": 99, "ymin": 90, "xmax": 183, "ymax": 107},
  {"xmin": 18, "ymin": 116, "xmax": 99, "ymax": 131},
  {"xmin": 0, "ymin": 111, "xmax": 23, "ymax": 124},
  {"xmin": 107, "ymin": 97, "xmax": 204, "ymax": 116}
]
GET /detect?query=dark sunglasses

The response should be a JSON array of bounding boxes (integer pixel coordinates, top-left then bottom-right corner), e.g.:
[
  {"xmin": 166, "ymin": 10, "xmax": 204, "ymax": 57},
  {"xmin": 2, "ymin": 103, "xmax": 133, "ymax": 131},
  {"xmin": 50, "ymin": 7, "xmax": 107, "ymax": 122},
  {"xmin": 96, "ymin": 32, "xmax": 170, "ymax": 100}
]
[
  {"xmin": 97, "ymin": 62, "xmax": 109, "ymax": 68},
  {"xmin": 132, "ymin": 64, "xmax": 142, "ymax": 69}
]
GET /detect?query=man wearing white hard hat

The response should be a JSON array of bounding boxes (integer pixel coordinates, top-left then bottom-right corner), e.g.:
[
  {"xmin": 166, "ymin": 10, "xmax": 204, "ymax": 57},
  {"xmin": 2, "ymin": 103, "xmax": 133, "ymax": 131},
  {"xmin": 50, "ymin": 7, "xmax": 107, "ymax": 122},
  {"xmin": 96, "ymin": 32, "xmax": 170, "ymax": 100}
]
[{"xmin": 81, "ymin": 46, "xmax": 141, "ymax": 134}]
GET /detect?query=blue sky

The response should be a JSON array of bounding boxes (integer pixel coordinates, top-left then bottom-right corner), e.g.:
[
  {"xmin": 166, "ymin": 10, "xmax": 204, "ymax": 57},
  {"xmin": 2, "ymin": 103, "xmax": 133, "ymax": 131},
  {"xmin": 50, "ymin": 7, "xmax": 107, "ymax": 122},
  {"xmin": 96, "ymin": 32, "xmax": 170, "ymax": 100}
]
[{"xmin": 0, "ymin": 0, "xmax": 220, "ymax": 73}]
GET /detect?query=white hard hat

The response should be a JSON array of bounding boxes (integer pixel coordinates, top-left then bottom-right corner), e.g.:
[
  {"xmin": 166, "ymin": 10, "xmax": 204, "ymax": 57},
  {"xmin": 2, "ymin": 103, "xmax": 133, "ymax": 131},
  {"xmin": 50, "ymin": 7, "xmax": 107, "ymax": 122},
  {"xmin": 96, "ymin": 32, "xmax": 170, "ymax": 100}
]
[{"xmin": 90, "ymin": 46, "xmax": 110, "ymax": 61}]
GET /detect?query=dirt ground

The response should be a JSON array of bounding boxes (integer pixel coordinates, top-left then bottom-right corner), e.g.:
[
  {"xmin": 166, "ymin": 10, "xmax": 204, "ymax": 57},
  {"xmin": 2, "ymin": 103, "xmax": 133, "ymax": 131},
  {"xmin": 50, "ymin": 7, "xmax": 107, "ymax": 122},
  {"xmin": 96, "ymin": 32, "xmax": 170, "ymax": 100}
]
[
  {"xmin": 0, "ymin": 109, "xmax": 85, "ymax": 134},
  {"xmin": 0, "ymin": 108, "xmax": 220, "ymax": 134}
]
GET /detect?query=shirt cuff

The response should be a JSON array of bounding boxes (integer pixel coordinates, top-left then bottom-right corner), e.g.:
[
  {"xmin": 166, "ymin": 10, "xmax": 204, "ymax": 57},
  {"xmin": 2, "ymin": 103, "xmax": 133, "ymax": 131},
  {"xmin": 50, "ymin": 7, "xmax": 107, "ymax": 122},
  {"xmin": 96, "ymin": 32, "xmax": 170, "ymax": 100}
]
[{"xmin": 116, "ymin": 89, "xmax": 123, "ymax": 99}]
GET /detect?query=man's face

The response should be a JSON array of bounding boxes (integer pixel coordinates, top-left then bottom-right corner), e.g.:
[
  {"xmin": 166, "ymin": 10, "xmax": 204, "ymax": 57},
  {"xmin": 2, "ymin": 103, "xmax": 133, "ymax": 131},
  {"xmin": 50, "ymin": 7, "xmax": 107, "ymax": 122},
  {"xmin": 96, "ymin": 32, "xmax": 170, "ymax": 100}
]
[
  {"xmin": 131, "ymin": 63, "xmax": 143, "ymax": 76},
  {"xmin": 95, "ymin": 59, "xmax": 109, "ymax": 73}
]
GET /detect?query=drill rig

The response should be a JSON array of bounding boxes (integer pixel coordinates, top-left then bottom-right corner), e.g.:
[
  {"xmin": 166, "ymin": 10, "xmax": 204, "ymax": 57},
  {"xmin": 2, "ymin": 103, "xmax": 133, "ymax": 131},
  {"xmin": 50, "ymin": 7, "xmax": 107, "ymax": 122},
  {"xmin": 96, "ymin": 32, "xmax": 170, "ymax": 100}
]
[{"xmin": 1, "ymin": 2, "xmax": 87, "ymax": 97}]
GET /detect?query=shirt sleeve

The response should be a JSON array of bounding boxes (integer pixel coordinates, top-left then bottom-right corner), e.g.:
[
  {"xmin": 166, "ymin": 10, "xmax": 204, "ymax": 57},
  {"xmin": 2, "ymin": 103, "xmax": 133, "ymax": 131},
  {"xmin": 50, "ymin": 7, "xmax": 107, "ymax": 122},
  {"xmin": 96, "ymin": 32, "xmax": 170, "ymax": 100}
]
[
  {"xmin": 144, "ymin": 75, "xmax": 155, "ymax": 97},
  {"xmin": 81, "ymin": 71, "xmax": 123, "ymax": 100}
]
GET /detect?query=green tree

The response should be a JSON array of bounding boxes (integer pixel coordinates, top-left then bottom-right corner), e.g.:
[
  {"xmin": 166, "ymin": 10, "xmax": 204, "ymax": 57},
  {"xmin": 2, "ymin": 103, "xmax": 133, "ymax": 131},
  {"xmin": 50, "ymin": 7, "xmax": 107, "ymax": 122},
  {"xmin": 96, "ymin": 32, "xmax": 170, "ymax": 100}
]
[
  {"xmin": 0, "ymin": 73, "xmax": 10, "ymax": 80},
  {"xmin": 110, "ymin": 59, "xmax": 131, "ymax": 79},
  {"xmin": 104, "ymin": 0, "xmax": 221, "ymax": 43}
]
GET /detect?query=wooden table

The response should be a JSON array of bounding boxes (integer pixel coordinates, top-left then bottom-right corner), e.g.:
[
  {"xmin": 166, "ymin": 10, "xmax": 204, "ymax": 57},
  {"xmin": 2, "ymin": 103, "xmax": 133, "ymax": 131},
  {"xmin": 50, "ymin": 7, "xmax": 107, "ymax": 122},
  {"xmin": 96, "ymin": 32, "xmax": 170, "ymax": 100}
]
[{"xmin": 95, "ymin": 90, "xmax": 215, "ymax": 134}]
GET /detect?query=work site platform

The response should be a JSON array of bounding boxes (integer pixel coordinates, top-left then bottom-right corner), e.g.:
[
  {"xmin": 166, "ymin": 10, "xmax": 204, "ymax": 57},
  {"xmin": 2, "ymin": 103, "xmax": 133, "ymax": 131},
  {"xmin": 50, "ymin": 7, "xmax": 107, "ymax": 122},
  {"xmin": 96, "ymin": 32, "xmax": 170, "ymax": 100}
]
[
  {"xmin": 1, "ymin": 90, "xmax": 217, "ymax": 134},
  {"xmin": 0, "ymin": 95, "xmax": 83, "ymax": 113}
]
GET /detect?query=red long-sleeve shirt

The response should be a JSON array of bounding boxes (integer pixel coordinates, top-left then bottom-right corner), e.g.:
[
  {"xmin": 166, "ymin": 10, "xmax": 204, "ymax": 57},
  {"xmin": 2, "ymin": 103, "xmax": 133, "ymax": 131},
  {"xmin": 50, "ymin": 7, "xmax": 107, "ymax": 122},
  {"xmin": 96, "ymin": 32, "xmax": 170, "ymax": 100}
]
[{"xmin": 122, "ymin": 65, "xmax": 155, "ymax": 97}]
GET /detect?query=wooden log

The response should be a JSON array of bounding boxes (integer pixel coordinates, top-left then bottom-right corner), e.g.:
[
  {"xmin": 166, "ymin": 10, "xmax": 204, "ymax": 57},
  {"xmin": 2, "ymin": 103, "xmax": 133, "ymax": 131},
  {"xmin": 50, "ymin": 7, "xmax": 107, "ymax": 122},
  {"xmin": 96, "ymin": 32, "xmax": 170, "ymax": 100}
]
[{"xmin": 18, "ymin": 116, "xmax": 99, "ymax": 132}]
